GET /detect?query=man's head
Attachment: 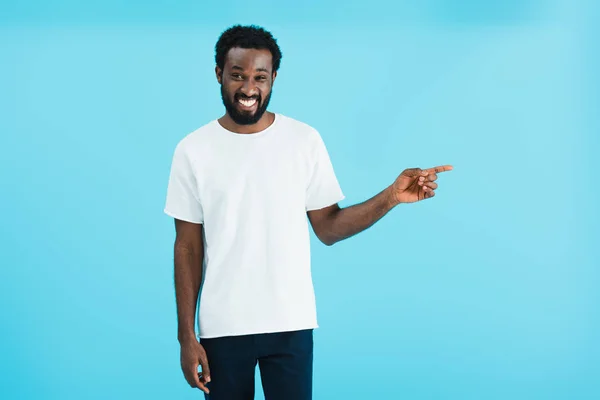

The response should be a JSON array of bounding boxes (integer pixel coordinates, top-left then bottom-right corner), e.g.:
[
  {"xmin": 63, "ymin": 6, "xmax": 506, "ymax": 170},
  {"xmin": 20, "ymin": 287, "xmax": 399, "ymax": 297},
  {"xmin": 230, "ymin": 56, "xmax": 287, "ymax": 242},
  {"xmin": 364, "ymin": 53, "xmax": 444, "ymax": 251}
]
[{"xmin": 215, "ymin": 25, "xmax": 282, "ymax": 125}]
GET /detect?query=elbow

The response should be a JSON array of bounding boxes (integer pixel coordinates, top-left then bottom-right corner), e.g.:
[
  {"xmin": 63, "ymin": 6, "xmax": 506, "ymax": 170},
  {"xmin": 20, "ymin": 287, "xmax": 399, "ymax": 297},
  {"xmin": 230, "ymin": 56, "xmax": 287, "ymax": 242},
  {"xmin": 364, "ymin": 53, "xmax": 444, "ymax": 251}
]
[
  {"xmin": 313, "ymin": 227, "xmax": 335, "ymax": 246},
  {"xmin": 320, "ymin": 235, "xmax": 338, "ymax": 246},
  {"xmin": 309, "ymin": 206, "xmax": 342, "ymax": 247}
]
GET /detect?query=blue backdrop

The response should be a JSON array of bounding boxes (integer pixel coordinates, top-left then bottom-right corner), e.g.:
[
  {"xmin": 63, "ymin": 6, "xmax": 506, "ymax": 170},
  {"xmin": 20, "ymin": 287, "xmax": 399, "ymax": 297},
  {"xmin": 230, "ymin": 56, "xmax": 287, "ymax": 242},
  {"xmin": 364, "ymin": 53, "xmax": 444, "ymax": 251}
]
[{"xmin": 1, "ymin": 1, "xmax": 598, "ymax": 399}]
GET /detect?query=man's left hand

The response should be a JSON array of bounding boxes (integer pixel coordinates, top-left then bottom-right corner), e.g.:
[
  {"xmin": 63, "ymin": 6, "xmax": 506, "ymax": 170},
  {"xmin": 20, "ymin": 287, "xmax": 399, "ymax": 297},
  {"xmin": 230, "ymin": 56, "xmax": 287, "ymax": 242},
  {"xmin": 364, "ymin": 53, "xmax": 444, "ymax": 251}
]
[{"xmin": 389, "ymin": 165, "xmax": 453, "ymax": 204}]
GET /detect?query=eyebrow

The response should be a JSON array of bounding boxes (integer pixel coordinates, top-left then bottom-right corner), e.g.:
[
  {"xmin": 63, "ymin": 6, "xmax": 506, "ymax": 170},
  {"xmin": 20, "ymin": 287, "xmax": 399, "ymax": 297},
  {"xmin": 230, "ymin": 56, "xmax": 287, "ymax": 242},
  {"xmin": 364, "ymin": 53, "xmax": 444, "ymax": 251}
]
[{"xmin": 231, "ymin": 65, "xmax": 270, "ymax": 73}]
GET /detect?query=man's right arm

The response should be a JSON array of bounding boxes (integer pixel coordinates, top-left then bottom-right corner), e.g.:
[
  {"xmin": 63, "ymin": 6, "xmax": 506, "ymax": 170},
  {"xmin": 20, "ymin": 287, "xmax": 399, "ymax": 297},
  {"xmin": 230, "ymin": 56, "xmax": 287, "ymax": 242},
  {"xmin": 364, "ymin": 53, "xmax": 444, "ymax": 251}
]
[
  {"xmin": 174, "ymin": 219, "xmax": 204, "ymax": 342},
  {"xmin": 173, "ymin": 219, "xmax": 211, "ymax": 393}
]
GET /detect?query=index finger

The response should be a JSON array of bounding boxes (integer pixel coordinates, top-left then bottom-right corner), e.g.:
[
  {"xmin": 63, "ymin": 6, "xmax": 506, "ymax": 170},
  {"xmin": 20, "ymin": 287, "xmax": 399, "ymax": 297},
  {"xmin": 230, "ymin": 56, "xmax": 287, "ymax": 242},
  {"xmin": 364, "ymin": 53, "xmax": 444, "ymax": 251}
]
[
  {"xmin": 197, "ymin": 373, "xmax": 210, "ymax": 394},
  {"xmin": 184, "ymin": 366, "xmax": 209, "ymax": 394},
  {"xmin": 187, "ymin": 370, "xmax": 200, "ymax": 387},
  {"xmin": 422, "ymin": 165, "xmax": 453, "ymax": 174}
]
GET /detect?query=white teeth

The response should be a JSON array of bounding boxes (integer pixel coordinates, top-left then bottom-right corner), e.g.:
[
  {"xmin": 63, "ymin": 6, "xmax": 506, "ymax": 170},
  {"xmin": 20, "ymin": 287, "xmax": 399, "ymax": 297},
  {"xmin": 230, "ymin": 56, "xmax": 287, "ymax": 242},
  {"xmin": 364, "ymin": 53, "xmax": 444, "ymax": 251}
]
[{"xmin": 239, "ymin": 98, "xmax": 256, "ymax": 107}]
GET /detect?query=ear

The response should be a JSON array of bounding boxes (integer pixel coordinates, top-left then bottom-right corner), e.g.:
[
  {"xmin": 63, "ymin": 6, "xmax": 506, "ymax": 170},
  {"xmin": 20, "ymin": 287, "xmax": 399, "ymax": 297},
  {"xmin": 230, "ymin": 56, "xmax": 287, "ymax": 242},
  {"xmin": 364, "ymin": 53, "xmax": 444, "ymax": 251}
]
[
  {"xmin": 215, "ymin": 66, "xmax": 223, "ymax": 84},
  {"xmin": 271, "ymin": 71, "xmax": 277, "ymax": 84}
]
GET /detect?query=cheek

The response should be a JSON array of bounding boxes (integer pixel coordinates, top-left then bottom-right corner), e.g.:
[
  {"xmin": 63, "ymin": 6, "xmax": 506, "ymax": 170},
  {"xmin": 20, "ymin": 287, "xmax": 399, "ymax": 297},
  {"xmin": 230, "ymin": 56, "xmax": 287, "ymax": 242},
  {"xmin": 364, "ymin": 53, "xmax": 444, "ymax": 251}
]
[
  {"xmin": 259, "ymin": 84, "xmax": 272, "ymax": 97},
  {"xmin": 224, "ymin": 86, "xmax": 238, "ymax": 99},
  {"xmin": 223, "ymin": 80, "xmax": 239, "ymax": 93}
]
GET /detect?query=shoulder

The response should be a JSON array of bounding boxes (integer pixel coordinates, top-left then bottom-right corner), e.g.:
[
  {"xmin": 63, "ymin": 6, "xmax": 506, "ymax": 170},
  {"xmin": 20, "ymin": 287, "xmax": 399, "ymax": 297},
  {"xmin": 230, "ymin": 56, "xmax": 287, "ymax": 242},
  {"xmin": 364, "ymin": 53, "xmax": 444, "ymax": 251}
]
[
  {"xmin": 177, "ymin": 120, "xmax": 219, "ymax": 148},
  {"xmin": 171, "ymin": 119, "xmax": 220, "ymax": 160},
  {"xmin": 276, "ymin": 114, "xmax": 323, "ymax": 144}
]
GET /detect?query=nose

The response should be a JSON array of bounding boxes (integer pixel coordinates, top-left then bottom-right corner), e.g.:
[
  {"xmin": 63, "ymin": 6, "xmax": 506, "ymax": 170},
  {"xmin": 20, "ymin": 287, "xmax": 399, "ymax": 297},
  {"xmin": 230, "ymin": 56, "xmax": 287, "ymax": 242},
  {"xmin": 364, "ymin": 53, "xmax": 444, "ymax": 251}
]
[{"xmin": 240, "ymin": 80, "xmax": 258, "ymax": 97}]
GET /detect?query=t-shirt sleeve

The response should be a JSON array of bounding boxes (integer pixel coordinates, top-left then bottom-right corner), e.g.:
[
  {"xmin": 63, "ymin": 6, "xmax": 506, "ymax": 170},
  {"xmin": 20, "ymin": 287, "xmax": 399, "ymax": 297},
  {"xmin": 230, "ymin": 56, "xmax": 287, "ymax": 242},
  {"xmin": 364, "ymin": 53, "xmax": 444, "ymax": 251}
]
[
  {"xmin": 305, "ymin": 131, "xmax": 345, "ymax": 211},
  {"xmin": 164, "ymin": 142, "xmax": 204, "ymax": 224}
]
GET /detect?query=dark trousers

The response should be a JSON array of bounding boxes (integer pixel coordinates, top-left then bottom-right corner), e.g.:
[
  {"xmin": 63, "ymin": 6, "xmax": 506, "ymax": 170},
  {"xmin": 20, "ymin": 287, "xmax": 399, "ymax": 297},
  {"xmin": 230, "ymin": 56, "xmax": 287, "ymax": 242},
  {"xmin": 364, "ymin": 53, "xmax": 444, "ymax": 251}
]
[{"xmin": 200, "ymin": 329, "xmax": 313, "ymax": 400}]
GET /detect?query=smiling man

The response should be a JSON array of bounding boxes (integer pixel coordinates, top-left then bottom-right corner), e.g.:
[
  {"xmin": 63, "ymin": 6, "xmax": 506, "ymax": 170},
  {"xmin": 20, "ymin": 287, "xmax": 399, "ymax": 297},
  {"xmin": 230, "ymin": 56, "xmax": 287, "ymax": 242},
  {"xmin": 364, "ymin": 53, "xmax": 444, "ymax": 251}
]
[
  {"xmin": 219, "ymin": 46, "xmax": 273, "ymax": 127},
  {"xmin": 164, "ymin": 25, "xmax": 452, "ymax": 400}
]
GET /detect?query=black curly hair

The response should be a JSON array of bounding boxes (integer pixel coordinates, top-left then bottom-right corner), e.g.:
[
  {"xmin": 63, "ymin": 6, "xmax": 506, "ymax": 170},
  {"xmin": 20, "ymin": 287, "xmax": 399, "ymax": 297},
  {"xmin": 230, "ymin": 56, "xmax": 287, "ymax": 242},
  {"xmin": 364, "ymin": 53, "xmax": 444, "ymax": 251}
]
[{"xmin": 215, "ymin": 25, "xmax": 282, "ymax": 73}]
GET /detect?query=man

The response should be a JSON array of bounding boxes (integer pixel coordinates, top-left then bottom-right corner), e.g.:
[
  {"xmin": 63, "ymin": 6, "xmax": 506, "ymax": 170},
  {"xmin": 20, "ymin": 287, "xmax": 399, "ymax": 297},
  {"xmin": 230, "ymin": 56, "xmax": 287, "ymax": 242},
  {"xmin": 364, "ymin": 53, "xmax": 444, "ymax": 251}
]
[{"xmin": 164, "ymin": 24, "xmax": 452, "ymax": 400}]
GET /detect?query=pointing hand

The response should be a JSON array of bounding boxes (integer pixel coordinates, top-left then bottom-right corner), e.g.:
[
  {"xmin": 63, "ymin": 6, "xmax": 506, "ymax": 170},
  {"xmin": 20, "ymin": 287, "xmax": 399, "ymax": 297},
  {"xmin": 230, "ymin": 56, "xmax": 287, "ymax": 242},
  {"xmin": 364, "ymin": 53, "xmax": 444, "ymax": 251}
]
[{"xmin": 389, "ymin": 165, "xmax": 453, "ymax": 204}]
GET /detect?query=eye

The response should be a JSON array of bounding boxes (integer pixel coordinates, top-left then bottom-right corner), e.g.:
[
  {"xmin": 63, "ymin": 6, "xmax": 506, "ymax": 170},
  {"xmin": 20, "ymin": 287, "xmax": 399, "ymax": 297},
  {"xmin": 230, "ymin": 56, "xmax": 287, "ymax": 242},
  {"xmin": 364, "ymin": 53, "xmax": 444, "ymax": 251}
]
[
  {"xmin": 256, "ymin": 75, "xmax": 268, "ymax": 81},
  {"xmin": 231, "ymin": 73, "xmax": 243, "ymax": 80}
]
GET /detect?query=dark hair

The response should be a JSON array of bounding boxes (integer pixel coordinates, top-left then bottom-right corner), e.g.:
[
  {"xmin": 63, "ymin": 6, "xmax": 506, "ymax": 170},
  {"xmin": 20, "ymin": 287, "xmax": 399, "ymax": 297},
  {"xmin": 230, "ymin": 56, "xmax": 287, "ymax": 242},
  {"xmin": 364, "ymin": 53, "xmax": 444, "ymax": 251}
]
[{"xmin": 215, "ymin": 25, "xmax": 282, "ymax": 72}]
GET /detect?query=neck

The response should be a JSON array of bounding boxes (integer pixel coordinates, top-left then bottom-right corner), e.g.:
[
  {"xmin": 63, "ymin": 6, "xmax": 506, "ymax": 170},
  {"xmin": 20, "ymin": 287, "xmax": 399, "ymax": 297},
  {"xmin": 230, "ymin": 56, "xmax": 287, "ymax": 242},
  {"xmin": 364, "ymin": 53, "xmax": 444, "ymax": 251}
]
[{"xmin": 218, "ymin": 112, "xmax": 275, "ymax": 134}]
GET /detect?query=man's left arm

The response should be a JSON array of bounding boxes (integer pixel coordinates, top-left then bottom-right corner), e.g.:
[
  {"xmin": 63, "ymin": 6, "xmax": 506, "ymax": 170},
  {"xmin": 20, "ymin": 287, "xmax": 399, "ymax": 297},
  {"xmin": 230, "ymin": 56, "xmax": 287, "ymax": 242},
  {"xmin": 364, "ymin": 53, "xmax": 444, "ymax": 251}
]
[
  {"xmin": 307, "ymin": 165, "xmax": 453, "ymax": 246},
  {"xmin": 307, "ymin": 187, "xmax": 395, "ymax": 246}
]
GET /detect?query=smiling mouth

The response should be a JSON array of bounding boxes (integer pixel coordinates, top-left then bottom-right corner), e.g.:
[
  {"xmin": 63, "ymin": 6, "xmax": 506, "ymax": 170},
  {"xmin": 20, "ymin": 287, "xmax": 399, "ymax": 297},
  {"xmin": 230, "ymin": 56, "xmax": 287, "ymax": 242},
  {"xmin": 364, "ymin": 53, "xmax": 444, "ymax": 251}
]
[
  {"xmin": 236, "ymin": 95, "xmax": 259, "ymax": 110},
  {"xmin": 239, "ymin": 98, "xmax": 256, "ymax": 107}
]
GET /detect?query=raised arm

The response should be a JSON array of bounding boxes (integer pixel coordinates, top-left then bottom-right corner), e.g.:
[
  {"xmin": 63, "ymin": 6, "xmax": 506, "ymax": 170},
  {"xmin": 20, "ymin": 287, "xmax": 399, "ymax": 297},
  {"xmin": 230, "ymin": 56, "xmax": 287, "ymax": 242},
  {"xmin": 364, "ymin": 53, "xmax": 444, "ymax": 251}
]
[
  {"xmin": 307, "ymin": 187, "xmax": 395, "ymax": 246},
  {"xmin": 307, "ymin": 165, "xmax": 453, "ymax": 246}
]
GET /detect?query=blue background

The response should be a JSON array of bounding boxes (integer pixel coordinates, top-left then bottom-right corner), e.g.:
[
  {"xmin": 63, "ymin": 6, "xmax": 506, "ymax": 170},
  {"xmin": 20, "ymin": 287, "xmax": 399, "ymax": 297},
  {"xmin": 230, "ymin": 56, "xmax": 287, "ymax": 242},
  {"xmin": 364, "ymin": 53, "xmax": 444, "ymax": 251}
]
[{"xmin": 1, "ymin": 0, "xmax": 598, "ymax": 399}]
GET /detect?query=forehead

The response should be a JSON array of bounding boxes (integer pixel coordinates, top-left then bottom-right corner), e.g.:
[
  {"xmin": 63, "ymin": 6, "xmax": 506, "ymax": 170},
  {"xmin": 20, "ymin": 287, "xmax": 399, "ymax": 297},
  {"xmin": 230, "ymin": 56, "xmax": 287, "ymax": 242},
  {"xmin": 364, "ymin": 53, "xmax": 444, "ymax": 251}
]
[{"xmin": 224, "ymin": 47, "xmax": 273, "ymax": 72}]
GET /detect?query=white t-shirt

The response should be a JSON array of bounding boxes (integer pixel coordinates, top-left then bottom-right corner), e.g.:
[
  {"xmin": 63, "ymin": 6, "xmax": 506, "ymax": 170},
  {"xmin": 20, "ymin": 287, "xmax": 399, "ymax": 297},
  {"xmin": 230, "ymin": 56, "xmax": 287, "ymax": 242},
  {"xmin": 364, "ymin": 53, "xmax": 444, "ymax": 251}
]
[{"xmin": 164, "ymin": 113, "xmax": 345, "ymax": 338}]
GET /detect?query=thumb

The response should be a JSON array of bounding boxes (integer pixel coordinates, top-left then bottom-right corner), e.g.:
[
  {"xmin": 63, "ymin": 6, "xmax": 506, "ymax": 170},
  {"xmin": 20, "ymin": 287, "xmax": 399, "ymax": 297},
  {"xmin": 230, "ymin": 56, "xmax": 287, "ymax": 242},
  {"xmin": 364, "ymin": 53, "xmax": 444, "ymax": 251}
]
[
  {"xmin": 199, "ymin": 357, "xmax": 211, "ymax": 383},
  {"xmin": 402, "ymin": 168, "xmax": 423, "ymax": 177}
]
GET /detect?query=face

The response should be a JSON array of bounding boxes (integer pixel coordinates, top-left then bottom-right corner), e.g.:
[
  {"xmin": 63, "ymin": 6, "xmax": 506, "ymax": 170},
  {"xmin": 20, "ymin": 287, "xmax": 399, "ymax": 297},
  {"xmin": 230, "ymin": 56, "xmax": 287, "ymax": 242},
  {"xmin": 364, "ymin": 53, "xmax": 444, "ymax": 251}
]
[{"xmin": 217, "ymin": 47, "xmax": 277, "ymax": 125}]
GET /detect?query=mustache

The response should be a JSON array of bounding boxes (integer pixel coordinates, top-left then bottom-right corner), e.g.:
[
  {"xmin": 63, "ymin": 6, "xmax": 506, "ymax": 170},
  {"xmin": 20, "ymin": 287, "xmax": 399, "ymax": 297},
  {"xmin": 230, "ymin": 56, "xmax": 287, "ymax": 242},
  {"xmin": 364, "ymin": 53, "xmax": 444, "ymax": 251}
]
[{"xmin": 235, "ymin": 93, "xmax": 260, "ymax": 101}]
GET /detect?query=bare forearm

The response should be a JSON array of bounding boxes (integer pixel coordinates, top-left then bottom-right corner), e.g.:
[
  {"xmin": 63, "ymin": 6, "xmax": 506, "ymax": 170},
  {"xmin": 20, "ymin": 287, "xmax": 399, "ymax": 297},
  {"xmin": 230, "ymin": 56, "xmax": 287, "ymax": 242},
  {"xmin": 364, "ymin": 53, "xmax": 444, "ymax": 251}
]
[
  {"xmin": 174, "ymin": 242, "xmax": 203, "ymax": 343},
  {"xmin": 321, "ymin": 186, "xmax": 397, "ymax": 245}
]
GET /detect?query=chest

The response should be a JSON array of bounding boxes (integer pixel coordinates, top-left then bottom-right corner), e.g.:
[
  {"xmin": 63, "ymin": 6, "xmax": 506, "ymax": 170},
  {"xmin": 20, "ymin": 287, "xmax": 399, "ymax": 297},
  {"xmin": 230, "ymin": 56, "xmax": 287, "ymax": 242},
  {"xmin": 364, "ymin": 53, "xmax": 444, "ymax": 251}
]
[{"xmin": 195, "ymin": 137, "xmax": 311, "ymax": 204}]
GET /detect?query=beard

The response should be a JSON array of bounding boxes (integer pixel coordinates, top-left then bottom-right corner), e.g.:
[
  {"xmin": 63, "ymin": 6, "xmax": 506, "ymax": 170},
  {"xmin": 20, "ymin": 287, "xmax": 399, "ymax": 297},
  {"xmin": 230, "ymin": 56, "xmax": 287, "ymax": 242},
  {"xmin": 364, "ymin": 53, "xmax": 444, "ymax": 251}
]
[{"xmin": 220, "ymin": 84, "xmax": 272, "ymax": 125}]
